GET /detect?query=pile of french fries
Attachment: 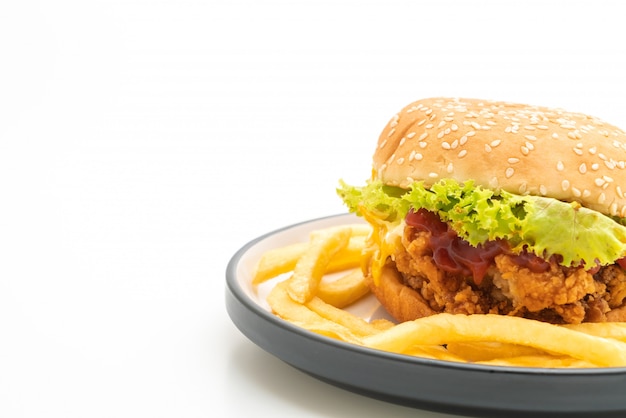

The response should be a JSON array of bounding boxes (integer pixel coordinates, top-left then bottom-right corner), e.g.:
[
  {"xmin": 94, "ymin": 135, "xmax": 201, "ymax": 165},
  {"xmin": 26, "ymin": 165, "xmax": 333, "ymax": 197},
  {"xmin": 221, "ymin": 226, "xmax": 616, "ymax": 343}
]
[{"xmin": 253, "ymin": 224, "xmax": 626, "ymax": 368}]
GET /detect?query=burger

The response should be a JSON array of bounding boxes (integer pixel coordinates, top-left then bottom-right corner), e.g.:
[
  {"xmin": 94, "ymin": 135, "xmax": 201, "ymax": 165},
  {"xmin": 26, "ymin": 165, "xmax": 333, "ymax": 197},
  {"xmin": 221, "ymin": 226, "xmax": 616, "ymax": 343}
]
[{"xmin": 337, "ymin": 97, "xmax": 626, "ymax": 325}]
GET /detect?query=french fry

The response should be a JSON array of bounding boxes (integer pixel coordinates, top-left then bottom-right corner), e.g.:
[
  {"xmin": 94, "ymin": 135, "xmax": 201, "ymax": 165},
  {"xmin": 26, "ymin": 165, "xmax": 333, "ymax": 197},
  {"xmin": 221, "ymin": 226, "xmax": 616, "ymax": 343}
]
[
  {"xmin": 478, "ymin": 355, "xmax": 597, "ymax": 368},
  {"xmin": 256, "ymin": 222, "xmax": 626, "ymax": 369},
  {"xmin": 404, "ymin": 345, "xmax": 467, "ymax": 362},
  {"xmin": 317, "ymin": 269, "xmax": 370, "ymax": 308},
  {"xmin": 286, "ymin": 227, "xmax": 352, "ymax": 304},
  {"xmin": 305, "ymin": 296, "xmax": 382, "ymax": 337},
  {"xmin": 325, "ymin": 235, "xmax": 367, "ymax": 274},
  {"xmin": 253, "ymin": 231, "xmax": 368, "ymax": 285},
  {"xmin": 252, "ymin": 242, "xmax": 309, "ymax": 285},
  {"xmin": 267, "ymin": 281, "xmax": 362, "ymax": 344},
  {"xmin": 362, "ymin": 313, "xmax": 626, "ymax": 367},
  {"xmin": 445, "ymin": 341, "xmax": 547, "ymax": 362},
  {"xmin": 564, "ymin": 322, "xmax": 626, "ymax": 343}
]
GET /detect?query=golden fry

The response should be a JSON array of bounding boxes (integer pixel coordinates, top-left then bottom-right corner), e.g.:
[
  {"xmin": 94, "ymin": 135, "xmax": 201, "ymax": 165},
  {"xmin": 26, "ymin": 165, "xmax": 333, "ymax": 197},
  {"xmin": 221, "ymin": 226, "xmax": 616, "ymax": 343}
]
[
  {"xmin": 253, "ymin": 233, "xmax": 368, "ymax": 285},
  {"xmin": 252, "ymin": 242, "xmax": 309, "ymax": 285},
  {"xmin": 564, "ymin": 322, "xmax": 626, "ymax": 343},
  {"xmin": 404, "ymin": 345, "xmax": 467, "ymax": 362},
  {"xmin": 287, "ymin": 227, "xmax": 352, "ymax": 304},
  {"xmin": 257, "ymin": 223, "xmax": 626, "ymax": 369},
  {"xmin": 267, "ymin": 281, "xmax": 361, "ymax": 344},
  {"xmin": 305, "ymin": 296, "xmax": 382, "ymax": 337},
  {"xmin": 445, "ymin": 341, "xmax": 547, "ymax": 362},
  {"xmin": 478, "ymin": 355, "xmax": 597, "ymax": 368},
  {"xmin": 362, "ymin": 313, "xmax": 626, "ymax": 367},
  {"xmin": 325, "ymin": 235, "xmax": 367, "ymax": 274},
  {"xmin": 317, "ymin": 269, "xmax": 370, "ymax": 308}
]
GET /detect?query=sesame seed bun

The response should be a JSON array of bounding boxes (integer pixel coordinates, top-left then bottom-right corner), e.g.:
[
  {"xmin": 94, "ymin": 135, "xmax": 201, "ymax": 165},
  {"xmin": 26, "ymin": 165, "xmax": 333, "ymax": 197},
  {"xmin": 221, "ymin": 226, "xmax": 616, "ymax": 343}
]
[{"xmin": 374, "ymin": 97, "xmax": 626, "ymax": 217}]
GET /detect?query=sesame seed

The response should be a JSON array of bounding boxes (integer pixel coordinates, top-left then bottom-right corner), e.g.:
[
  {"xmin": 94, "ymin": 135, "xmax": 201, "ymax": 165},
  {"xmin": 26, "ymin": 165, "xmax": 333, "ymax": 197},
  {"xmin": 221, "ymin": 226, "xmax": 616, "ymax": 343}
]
[
  {"xmin": 415, "ymin": 153, "xmax": 423, "ymax": 160},
  {"xmin": 572, "ymin": 187, "xmax": 582, "ymax": 198},
  {"xmin": 525, "ymin": 141, "xmax": 535, "ymax": 150},
  {"xmin": 447, "ymin": 163, "xmax": 454, "ymax": 173},
  {"xmin": 519, "ymin": 183, "xmax": 527, "ymax": 194},
  {"xmin": 505, "ymin": 167, "xmax": 514, "ymax": 178},
  {"xmin": 460, "ymin": 135, "xmax": 468, "ymax": 145},
  {"xmin": 437, "ymin": 131, "xmax": 445, "ymax": 139},
  {"xmin": 429, "ymin": 172, "xmax": 439, "ymax": 178},
  {"xmin": 485, "ymin": 144, "xmax": 492, "ymax": 153},
  {"xmin": 466, "ymin": 131, "xmax": 476, "ymax": 137},
  {"xmin": 458, "ymin": 149, "xmax": 467, "ymax": 158},
  {"xmin": 417, "ymin": 119, "xmax": 427, "ymax": 126},
  {"xmin": 562, "ymin": 180, "xmax": 570, "ymax": 191},
  {"xmin": 579, "ymin": 163, "xmax": 587, "ymax": 174},
  {"xmin": 598, "ymin": 193, "xmax": 606, "ymax": 204},
  {"xmin": 521, "ymin": 146, "xmax": 530, "ymax": 155},
  {"xmin": 419, "ymin": 141, "xmax": 427, "ymax": 149},
  {"xmin": 573, "ymin": 148, "xmax": 583, "ymax": 156},
  {"xmin": 508, "ymin": 157, "xmax": 520, "ymax": 164},
  {"xmin": 388, "ymin": 128, "xmax": 396, "ymax": 137},
  {"xmin": 442, "ymin": 141, "xmax": 451, "ymax": 149},
  {"xmin": 419, "ymin": 132, "xmax": 428, "ymax": 141},
  {"xmin": 588, "ymin": 146, "xmax": 597, "ymax": 154},
  {"xmin": 525, "ymin": 135, "xmax": 537, "ymax": 141},
  {"xmin": 603, "ymin": 175, "xmax": 614, "ymax": 183},
  {"xmin": 556, "ymin": 161, "xmax": 565, "ymax": 171},
  {"xmin": 397, "ymin": 157, "xmax": 405, "ymax": 165},
  {"xmin": 451, "ymin": 124, "xmax": 458, "ymax": 131},
  {"xmin": 552, "ymin": 133, "xmax": 559, "ymax": 139},
  {"xmin": 490, "ymin": 139, "xmax": 501, "ymax": 147},
  {"xmin": 489, "ymin": 177, "xmax": 499, "ymax": 188},
  {"xmin": 426, "ymin": 124, "xmax": 434, "ymax": 129},
  {"xmin": 611, "ymin": 203, "xmax": 619, "ymax": 216},
  {"xmin": 583, "ymin": 190, "xmax": 591, "ymax": 198},
  {"xmin": 540, "ymin": 185, "xmax": 547, "ymax": 195},
  {"xmin": 595, "ymin": 178, "xmax": 606, "ymax": 187},
  {"xmin": 437, "ymin": 121, "xmax": 446, "ymax": 129},
  {"xmin": 379, "ymin": 139, "xmax": 388, "ymax": 149},
  {"xmin": 399, "ymin": 137, "xmax": 406, "ymax": 146},
  {"xmin": 618, "ymin": 186, "xmax": 624, "ymax": 198},
  {"xmin": 407, "ymin": 132, "xmax": 416, "ymax": 139}
]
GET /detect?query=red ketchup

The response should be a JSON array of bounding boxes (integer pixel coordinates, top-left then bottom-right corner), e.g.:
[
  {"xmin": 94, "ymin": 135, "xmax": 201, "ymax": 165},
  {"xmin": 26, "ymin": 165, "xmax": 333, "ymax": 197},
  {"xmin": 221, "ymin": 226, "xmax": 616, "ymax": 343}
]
[{"xmin": 405, "ymin": 209, "xmax": 551, "ymax": 285}]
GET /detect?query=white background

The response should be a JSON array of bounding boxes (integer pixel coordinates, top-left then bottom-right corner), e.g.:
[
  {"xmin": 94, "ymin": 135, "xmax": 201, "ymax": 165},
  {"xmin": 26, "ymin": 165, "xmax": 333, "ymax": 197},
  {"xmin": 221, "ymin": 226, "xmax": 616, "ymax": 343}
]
[{"xmin": 1, "ymin": 1, "xmax": 625, "ymax": 417}]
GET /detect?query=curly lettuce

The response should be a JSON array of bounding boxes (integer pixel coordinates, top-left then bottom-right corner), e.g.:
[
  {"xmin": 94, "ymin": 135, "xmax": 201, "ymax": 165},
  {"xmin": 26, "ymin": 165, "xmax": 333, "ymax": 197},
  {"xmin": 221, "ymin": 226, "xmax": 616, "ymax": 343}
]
[{"xmin": 337, "ymin": 178, "xmax": 626, "ymax": 268}]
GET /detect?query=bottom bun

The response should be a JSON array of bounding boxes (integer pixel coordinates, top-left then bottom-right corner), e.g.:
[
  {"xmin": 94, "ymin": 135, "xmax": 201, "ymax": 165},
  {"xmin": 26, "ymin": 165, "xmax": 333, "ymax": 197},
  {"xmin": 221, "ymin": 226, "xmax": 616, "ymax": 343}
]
[{"xmin": 368, "ymin": 264, "xmax": 434, "ymax": 322}]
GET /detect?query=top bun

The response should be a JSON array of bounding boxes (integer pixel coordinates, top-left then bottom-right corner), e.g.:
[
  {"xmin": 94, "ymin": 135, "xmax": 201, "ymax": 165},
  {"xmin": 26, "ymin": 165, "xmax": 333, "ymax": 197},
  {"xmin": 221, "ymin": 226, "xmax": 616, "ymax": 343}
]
[{"xmin": 374, "ymin": 98, "xmax": 626, "ymax": 217}]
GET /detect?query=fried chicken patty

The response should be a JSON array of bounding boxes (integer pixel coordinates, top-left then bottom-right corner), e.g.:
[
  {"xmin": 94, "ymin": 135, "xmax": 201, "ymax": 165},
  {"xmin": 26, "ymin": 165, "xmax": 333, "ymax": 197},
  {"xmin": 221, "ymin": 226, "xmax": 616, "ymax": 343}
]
[{"xmin": 394, "ymin": 226, "xmax": 626, "ymax": 324}]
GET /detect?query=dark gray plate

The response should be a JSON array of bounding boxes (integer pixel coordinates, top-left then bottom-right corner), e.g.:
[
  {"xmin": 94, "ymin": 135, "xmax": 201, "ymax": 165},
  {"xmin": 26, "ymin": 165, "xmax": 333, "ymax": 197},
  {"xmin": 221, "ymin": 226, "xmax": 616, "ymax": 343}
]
[{"xmin": 225, "ymin": 213, "xmax": 626, "ymax": 417}]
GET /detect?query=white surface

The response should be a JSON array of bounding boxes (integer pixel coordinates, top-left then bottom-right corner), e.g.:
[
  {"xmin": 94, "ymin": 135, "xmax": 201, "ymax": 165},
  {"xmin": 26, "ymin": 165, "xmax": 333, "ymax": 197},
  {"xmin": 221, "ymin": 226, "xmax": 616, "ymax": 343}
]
[{"xmin": 2, "ymin": 1, "xmax": 626, "ymax": 417}]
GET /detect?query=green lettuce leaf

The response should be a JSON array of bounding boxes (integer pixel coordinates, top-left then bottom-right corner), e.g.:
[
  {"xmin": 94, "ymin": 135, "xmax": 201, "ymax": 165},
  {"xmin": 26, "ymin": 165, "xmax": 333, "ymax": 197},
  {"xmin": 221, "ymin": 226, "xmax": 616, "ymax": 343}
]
[{"xmin": 337, "ymin": 178, "xmax": 626, "ymax": 268}]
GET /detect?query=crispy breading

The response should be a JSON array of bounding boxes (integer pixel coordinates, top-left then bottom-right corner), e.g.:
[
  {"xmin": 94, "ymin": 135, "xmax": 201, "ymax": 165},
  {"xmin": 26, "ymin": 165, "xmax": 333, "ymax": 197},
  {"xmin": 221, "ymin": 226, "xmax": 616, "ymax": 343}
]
[{"xmin": 394, "ymin": 227, "xmax": 626, "ymax": 324}]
